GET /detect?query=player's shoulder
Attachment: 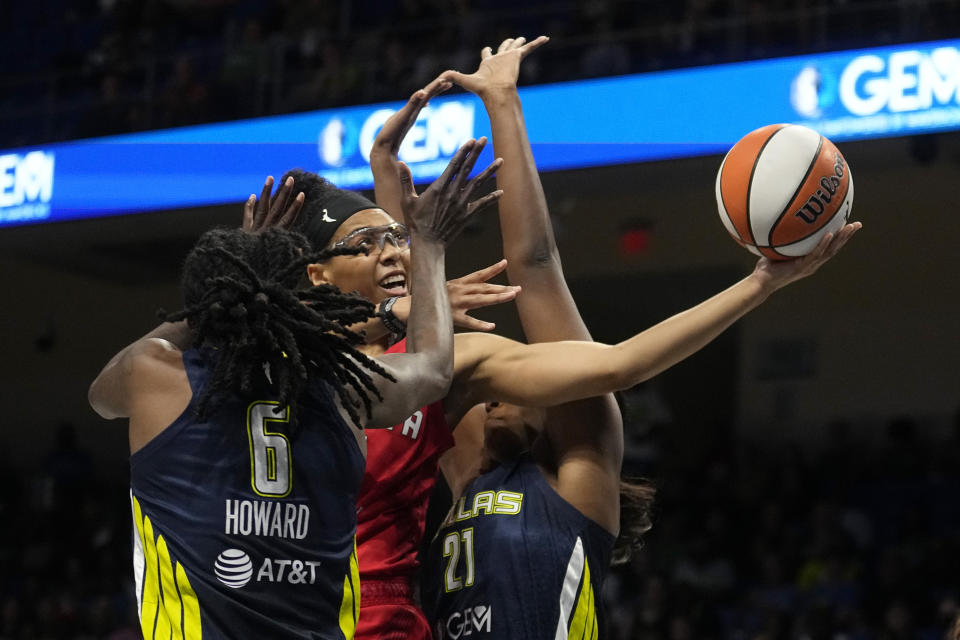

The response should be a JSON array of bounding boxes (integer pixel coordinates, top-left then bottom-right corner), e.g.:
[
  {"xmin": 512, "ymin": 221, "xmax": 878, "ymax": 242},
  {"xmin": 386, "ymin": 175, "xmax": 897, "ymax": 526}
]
[
  {"xmin": 126, "ymin": 338, "xmax": 186, "ymax": 381},
  {"xmin": 129, "ymin": 337, "xmax": 182, "ymax": 363}
]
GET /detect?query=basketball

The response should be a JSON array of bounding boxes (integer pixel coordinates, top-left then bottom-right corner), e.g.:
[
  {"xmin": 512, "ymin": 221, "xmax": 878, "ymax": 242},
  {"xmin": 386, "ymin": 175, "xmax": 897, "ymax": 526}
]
[{"xmin": 715, "ymin": 124, "xmax": 854, "ymax": 260}]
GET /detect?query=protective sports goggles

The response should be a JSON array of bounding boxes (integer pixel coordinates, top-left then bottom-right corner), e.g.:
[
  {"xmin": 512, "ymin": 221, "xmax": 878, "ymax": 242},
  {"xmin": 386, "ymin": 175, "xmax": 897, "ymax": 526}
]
[{"xmin": 331, "ymin": 222, "xmax": 411, "ymax": 253}]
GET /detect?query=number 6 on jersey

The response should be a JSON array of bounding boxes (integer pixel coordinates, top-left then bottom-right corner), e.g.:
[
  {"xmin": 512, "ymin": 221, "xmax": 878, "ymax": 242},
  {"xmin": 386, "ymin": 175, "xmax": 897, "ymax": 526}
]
[{"xmin": 247, "ymin": 401, "xmax": 293, "ymax": 497}]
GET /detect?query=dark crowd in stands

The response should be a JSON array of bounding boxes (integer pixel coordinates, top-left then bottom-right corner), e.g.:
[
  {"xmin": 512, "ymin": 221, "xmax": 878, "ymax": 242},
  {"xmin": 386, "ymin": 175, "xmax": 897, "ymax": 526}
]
[
  {"xmin": 1, "ymin": 0, "xmax": 960, "ymax": 148},
  {"xmin": 1, "ymin": 408, "xmax": 959, "ymax": 639}
]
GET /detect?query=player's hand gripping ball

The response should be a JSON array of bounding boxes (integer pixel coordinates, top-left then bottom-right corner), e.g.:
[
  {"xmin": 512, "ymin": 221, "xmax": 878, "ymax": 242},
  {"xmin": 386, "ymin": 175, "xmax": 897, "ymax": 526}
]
[{"xmin": 715, "ymin": 124, "xmax": 854, "ymax": 259}]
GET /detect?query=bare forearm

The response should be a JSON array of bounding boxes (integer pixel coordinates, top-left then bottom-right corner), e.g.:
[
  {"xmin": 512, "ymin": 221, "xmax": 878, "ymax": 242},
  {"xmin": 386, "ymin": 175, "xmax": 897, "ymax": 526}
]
[
  {"xmin": 405, "ymin": 236, "xmax": 453, "ymax": 381},
  {"xmin": 608, "ymin": 275, "xmax": 770, "ymax": 386},
  {"xmin": 370, "ymin": 152, "xmax": 406, "ymax": 223},
  {"xmin": 345, "ymin": 301, "xmax": 405, "ymax": 344},
  {"xmin": 483, "ymin": 88, "xmax": 590, "ymax": 342},
  {"xmin": 484, "ymin": 89, "xmax": 556, "ymax": 267},
  {"xmin": 474, "ymin": 275, "xmax": 771, "ymax": 406}
]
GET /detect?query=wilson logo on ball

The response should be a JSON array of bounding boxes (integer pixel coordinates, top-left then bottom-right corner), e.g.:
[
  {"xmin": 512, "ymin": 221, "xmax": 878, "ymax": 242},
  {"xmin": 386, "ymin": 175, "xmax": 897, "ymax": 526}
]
[
  {"xmin": 716, "ymin": 124, "xmax": 855, "ymax": 260},
  {"xmin": 794, "ymin": 152, "xmax": 846, "ymax": 224}
]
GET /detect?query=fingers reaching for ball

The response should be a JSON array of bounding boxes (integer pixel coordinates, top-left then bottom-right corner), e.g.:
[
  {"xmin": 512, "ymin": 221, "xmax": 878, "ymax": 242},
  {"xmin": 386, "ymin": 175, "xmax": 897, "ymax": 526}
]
[
  {"xmin": 751, "ymin": 221, "xmax": 862, "ymax": 291},
  {"xmin": 718, "ymin": 124, "xmax": 854, "ymax": 262}
]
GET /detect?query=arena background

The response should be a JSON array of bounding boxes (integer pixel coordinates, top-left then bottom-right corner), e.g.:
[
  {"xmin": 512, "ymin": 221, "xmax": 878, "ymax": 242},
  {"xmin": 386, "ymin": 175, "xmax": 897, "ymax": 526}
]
[{"xmin": 1, "ymin": 1, "xmax": 958, "ymax": 638}]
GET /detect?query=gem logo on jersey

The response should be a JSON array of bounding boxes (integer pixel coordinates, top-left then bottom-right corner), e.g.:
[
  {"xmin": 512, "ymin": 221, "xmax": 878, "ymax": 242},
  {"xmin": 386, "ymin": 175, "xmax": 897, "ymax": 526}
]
[
  {"xmin": 437, "ymin": 605, "xmax": 492, "ymax": 639},
  {"xmin": 214, "ymin": 549, "xmax": 254, "ymax": 588}
]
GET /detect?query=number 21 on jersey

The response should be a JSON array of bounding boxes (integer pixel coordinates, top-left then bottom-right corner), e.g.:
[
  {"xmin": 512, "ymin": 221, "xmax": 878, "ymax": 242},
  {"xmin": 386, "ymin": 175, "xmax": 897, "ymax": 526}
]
[
  {"xmin": 247, "ymin": 401, "xmax": 293, "ymax": 498},
  {"xmin": 442, "ymin": 528, "xmax": 475, "ymax": 592}
]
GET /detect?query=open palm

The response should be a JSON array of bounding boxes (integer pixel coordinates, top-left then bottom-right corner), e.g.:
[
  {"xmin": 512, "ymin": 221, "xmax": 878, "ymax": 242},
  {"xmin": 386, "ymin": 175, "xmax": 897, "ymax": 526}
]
[{"xmin": 444, "ymin": 36, "xmax": 549, "ymax": 98}]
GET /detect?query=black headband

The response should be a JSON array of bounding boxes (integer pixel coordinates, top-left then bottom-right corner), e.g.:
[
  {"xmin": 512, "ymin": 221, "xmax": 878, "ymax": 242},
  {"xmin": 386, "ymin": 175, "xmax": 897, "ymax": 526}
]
[{"xmin": 304, "ymin": 190, "xmax": 380, "ymax": 249}]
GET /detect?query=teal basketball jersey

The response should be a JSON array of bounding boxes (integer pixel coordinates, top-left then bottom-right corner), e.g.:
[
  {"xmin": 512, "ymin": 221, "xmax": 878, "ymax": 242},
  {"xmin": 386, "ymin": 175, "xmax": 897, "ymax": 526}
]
[
  {"xmin": 129, "ymin": 348, "xmax": 364, "ymax": 639},
  {"xmin": 423, "ymin": 456, "xmax": 616, "ymax": 639}
]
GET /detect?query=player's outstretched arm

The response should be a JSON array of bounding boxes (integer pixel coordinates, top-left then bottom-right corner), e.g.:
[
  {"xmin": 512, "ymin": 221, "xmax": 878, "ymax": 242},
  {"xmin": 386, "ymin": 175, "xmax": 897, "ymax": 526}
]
[
  {"xmin": 443, "ymin": 36, "xmax": 586, "ymax": 342},
  {"xmin": 458, "ymin": 224, "xmax": 861, "ymax": 408},
  {"xmin": 369, "ymin": 74, "xmax": 452, "ymax": 223},
  {"xmin": 366, "ymin": 76, "xmax": 518, "ymax": 336},
  {"xmin": 363, "ymin": 139, "xmax": 504, "ymax": 428},
  {"xmin": 443, "ymin": 37, "xmax": 625, "ymax": 526}
]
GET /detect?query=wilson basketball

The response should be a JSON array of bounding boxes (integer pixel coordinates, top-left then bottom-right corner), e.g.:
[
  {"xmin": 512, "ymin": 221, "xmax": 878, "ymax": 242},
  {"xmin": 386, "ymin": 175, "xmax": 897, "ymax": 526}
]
[{"xmin": 715, "ymin": 124, "xmax": 854, "ymax": 260}]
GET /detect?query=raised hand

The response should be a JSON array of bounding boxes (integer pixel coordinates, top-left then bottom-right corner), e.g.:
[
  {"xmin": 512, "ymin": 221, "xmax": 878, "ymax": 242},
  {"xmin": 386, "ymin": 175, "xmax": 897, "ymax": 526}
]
[
  {"xmin": 443, "ymin": 35, "xmax": 549, "ymax": 99},
  {"xmin": 371, "ymin": 74, "xmax": 453, "ymax": 219},
  {"xmin": 400, "ymin": 137, "xmax": 503, "ymax": 244},
  {"xmin": 384, "ymin": 260, "xmax": 520, "ymax": 334},
  {"xmin": 242, "ymin": 175, "xmax": 305, "ymax": 232},
  {"xmin": 752, "ymin": 221, "xmax": 862, "ymax": 292},
  {"xmin": 446, "ymin": 260, "xmax": 520, "ymax": 331},
  {"xmin": 373, "ymin": 74, "xmax": 452, "ymax": 163}
]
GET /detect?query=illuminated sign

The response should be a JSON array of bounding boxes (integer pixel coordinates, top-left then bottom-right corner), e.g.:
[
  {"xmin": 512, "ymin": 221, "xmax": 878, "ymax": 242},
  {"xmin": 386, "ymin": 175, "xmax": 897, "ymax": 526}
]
[
  {"xmin": 314, "ymin": 99, "xmax": 476, "ymax": 188},
  {"xmin": 0, "ymin": 151, "xmax": 55, "ymax": 223},
  {"xmin": 793, "ymin": 44, "xmax": 960, "ymax": 137},
  {"xmin": 1, "ymin": 38, "xmax": 957, "ymax": 228}
]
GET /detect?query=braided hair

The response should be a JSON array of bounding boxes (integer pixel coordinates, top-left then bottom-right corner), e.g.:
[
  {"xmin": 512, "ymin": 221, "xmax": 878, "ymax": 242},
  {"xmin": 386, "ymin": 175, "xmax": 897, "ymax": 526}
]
[{"xmin": 161, "ymin": 227, "xmax": 395, "ymax": 428}]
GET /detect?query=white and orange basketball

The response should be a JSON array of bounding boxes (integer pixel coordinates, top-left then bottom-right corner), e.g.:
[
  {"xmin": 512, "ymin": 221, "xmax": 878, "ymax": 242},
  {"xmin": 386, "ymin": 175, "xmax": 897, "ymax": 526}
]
[{"xmin": 715, "ymin": 124, "xmax": 854, "ymax": 260}]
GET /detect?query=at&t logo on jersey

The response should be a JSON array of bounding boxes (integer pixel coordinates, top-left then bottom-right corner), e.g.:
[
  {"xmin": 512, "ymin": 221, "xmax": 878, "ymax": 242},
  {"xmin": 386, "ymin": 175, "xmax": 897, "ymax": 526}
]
[
  {"xmin": 215, "ymin": 549, "xmax": 254, "ymax": 588},
  {"xmin": 437, "ymin": 605, "xmax": 492, "ymax": 639},
  {"xmin": 0, "ymin": 150, "xmax": 55, "ymax": 224},
  {"xmin": 214, "ymin": 548, "xmax": 323, "ymax": 588}
]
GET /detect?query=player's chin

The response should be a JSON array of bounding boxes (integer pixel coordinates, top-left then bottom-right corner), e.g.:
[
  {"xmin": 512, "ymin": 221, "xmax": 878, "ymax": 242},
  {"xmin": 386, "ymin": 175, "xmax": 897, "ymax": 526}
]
[
  {"xmin": 483, "ymin": 425, "xmax": 530, "ymax": 462},
  {"xmin": 378, "ymin": 285, "xmax": 408, "ymax": 297}
]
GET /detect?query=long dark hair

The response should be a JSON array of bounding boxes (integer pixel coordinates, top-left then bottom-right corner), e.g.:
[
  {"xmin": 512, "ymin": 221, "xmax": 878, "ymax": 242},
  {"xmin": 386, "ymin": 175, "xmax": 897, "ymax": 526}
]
[
  {"xmin": 161, "ymin": 227, "xmax": 395, "ymax": 427},
  {"xmin": 608, "ymin": 391, "xmax": 657, "ymax": 564},
  {"xmin": 611, "ymin": 479, "xmax": 656, "ymax": 565}
]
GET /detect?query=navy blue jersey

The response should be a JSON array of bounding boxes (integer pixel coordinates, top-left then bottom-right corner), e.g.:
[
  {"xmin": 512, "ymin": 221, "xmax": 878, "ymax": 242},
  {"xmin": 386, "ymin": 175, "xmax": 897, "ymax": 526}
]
[
  {"xmin": 423, "ymin": 456, "xmax": 616, "ymax": 640},
  {"xmin": 129, "ymin": 348, "xmax": 364, "ymax": 639}
]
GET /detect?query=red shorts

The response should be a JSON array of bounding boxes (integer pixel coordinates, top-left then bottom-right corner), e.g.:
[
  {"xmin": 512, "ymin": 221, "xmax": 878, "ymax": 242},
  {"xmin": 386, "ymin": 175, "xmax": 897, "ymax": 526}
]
[{"xmin": 356, "ymin": 578, "xmax": 432, "ymax": 640}]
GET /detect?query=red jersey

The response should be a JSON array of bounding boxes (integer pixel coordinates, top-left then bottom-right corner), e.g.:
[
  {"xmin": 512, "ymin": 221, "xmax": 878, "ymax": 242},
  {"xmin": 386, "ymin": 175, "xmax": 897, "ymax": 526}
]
[{"xmin": 356, "ymin": 338, "xmax": 455, "ymax": 580}]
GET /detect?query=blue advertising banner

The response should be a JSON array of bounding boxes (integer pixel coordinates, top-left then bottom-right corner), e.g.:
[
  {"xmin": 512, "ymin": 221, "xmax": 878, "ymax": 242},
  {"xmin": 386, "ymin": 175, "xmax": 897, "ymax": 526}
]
[{"xmin": 2, "ymin": 38, "xmax": 958, "ymax": 227}]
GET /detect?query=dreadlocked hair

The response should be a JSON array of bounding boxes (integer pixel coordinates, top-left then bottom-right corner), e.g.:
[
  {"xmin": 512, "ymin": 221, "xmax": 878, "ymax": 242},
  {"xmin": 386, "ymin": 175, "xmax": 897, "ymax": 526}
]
[
  {"xmin": 611, "ymin": 478, "xmax": 656, "ymax": 566},
  {"xmin": 160, "ymin": 227, "xmax": 395, "ymax": 428}
]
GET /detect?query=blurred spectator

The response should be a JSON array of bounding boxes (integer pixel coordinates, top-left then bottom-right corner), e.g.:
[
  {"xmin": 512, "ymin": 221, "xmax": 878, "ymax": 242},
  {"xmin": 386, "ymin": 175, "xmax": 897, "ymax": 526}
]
[
  {"xmin": 40, "ymin": 421, "xmax": 94, "ymax": 516},
  {"xmin": 76, "ymin": 73, "xmax": 139, "ymax": 138},
  {"xmin": 6, "ymin": 0, "xmax": 960, "ymax": 145},
  {"xmin": 580, "ymin": 20, "xmax": 631, "ymax": 78},
  {"xmin": 219, "ymin": 16, "xmax": 268, "ymax": 117},
  {"xmin": 160, "ymin": 54, "xmax": 212, "ymax": 127}
]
